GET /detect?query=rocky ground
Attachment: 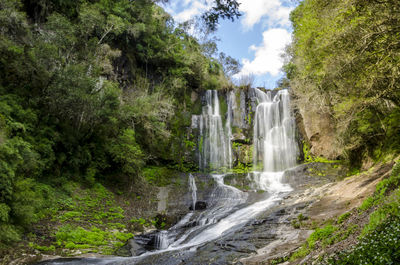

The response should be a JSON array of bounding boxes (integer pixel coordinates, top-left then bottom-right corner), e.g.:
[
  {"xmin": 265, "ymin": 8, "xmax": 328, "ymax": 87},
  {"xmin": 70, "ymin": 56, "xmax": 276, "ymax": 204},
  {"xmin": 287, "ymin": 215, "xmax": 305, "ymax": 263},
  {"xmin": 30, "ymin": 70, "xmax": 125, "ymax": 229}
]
[
  {"xmin": 8, "ymin": 161, "xmax": 393, "ymax": 265},
  {"xmin": 240, "ymin": 162, "xmax": 393, "ymax": 265}
]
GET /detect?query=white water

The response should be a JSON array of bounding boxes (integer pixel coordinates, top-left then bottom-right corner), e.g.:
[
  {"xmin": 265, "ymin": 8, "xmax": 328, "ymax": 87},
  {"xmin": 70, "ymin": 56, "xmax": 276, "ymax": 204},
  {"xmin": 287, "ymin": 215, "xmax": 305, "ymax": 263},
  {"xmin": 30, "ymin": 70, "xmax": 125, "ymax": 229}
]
[
  {"xmin": 226, "ymin": 90, "xmax": 237, "ymax": 169},
  {"xmin": 154, "ymin": 230, "xmax": 169, "ymax": 250},
  {"xmin": 194, "ymin": 90, "xmax": 232, "ymax": 171},
  {"xmin": 253, "ymin": 89, "xmax": 298, "ymax": 172},
  {"xmin": 188, "ymin": 173, "xmax": 197, "ymax": 211},
  {"xmin": 151, "ymin": 174, "xmax": 247, "ymax": 251}
]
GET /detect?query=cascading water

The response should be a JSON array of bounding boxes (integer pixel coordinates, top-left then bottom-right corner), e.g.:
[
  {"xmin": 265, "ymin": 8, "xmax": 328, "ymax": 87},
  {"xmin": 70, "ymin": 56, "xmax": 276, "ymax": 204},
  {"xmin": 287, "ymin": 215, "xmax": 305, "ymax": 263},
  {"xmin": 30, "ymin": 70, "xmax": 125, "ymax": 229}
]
[
  {"xmin": 188, "ymin": 173, "xmax": 197, "ymax": 211},
  {"xmin": 148, "ymin": 89, "xmax": 297, "ymax": 252},
  {"xmin": 253, "ymin": 89, "xmax": 298, "ymax": 172},
  {"xmin": 154, "ymin": 231, "xmax": 169, "ymax": 250},
  {"xmin": 194, "ymin": 90, "xmax": 232, "ymax": 171},
  {"xmin": 251, "ymin": 88, "xmax": 298, "ymax": 192}
]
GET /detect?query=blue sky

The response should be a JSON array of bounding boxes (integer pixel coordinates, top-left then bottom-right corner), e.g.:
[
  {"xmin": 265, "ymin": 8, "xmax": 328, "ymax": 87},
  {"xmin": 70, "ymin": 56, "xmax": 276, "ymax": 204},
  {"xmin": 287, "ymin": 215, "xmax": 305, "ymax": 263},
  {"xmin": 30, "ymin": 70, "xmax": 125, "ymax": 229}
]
[{"xmin": 161, "ymin": 0, "xmax": 297, "ymax": 88}]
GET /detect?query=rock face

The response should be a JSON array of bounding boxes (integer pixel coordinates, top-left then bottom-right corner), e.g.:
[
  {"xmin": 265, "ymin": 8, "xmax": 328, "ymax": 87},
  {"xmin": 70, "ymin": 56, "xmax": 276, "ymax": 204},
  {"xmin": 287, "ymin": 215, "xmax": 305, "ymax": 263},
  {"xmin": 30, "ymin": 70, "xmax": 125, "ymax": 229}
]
[{"xmin": 293, "ymin": 96, "xmax": 341, "ymax": 160}]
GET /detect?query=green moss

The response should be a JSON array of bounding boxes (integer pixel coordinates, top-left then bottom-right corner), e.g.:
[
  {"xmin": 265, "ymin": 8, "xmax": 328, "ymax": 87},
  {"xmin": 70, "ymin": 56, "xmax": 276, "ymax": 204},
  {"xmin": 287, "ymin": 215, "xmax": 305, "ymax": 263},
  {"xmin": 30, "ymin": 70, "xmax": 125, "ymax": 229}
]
[
  {"xmin": 303, "ymin": 141, "xmax": 340, "ymax": 164},
  {"xmin": 142, "ymin": 166, "xmax": 176, "ymax": 186},
  {"xmin": 29, "ymin": 243, "xmax": 56, "ymax": 252},
  {"xmin": 55, "ymin": 225, "xmax": 133, "ymax": 251}
]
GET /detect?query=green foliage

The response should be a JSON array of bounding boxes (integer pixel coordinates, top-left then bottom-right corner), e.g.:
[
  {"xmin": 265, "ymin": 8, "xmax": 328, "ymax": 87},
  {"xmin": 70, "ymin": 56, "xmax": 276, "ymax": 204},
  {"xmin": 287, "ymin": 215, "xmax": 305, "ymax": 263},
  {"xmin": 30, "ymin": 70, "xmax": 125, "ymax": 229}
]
[
  {"xmin": 287, "ymin": 0, "xmax": 400, "ymax": 163},
  {"xmin": 359, "ymin": 162, "xmax": 400, "ymax": 212},
  {"xmin": 337, "ymin": 212, "xmax": 351, "ymax": 224},
  {"xmin": 291, "ymin": 223, "xmax": 338, "ymax": 261},
  {"xmin": 315, "ymin": 161, "xmax": 400, "ymax": 264},
  {"xmin": 290, "ymin": 244, "xmax": 310, "ymax": 261},
  {"xmin": 307, "ymin": 224, "xmax": 337, "ymax": 249},
  {"xmin": 55, "ymin": 225, "xmax": 133, "ymax": 251},
  {"xmin": 329, "ymin": 217, "xmax": 400, "ymax": 265},
  {"xmin": 107, "ymin": 129, "xmax": 144, "ymax": 176},
  {"xmin": 291, "ymin": 213, "xmax": 308, "ymax": 229},
  {"xmin": 142, "ymin": 166, "xmax": 176, "ymax": 186},
  {"xmin": 0, "ymin": 0, "xmax": 233, "ymax": 247},
  {"xmin": 231, "ymin": 162, "xmax": 251, "ymax": 174}
]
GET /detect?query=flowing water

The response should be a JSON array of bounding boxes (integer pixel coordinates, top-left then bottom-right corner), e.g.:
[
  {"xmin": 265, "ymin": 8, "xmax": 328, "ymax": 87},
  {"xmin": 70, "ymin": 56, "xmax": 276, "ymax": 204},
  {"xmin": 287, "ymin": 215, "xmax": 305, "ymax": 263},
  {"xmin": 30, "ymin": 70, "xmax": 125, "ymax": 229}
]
[
  {"xmin": 188, "ymin": 173, "xmax": 197, "ymax": 211},
  {"xmin": 38, "ymin": 89, "xmax": 299, "ymax": 265},
  {"xmin": 193, "ymin": 90, "xmax": 232, "ymax": 171}
]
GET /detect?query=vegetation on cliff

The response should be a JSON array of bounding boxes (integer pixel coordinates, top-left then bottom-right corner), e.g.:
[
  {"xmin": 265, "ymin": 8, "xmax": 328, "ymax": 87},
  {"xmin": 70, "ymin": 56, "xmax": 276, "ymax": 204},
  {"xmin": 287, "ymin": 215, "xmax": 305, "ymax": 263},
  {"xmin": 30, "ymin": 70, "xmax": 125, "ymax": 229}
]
[{"xmin": 285, "ymin": 0, "xmax": 400, "ymax": 165}]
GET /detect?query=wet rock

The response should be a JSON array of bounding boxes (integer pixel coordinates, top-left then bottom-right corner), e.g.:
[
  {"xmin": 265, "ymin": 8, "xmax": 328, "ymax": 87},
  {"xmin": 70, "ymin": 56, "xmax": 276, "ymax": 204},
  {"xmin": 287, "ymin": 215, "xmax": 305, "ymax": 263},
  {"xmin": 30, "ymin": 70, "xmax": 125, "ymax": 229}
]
[
  {"xmin": 134, "ymin": 231, "xmax": 159, "ymax": 250},
  {"xmin": 217, "ymin": 241, "xmax": 257, "ymax": 254},
  {"xmin": 115, "ymin": 239, "xmax": 146, "ymax": 257},
  {"xmin": 189, "ymin": 201, "xmax": 207, "ymax": 210},
  {"xmin": 128, "ymin": 240, "xmax": 147, "ymax": 256}
]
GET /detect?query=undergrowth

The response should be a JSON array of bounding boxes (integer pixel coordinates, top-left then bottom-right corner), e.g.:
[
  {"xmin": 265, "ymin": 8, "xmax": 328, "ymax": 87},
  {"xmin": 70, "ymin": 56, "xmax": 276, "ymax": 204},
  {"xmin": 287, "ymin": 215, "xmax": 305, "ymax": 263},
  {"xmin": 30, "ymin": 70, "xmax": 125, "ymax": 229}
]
[
  {"xmin": 287, "ymin": 161, "xmax": 400, "ymax": 264},
  {"xmin": 26, "ymin": 182, "xmax": 142, "ymax": 255}
]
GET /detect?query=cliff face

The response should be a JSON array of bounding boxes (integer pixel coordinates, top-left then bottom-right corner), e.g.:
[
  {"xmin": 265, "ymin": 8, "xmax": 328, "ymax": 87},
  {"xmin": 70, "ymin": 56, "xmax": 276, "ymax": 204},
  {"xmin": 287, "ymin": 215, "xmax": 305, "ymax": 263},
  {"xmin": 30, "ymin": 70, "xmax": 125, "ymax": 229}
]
[
  {"xmin": 291, "ymin": 92, "xmax": 341, "ymax": 160},
  {"xmin": 296, "ymin": 106, "xmax": 340, "ymax": 160}
]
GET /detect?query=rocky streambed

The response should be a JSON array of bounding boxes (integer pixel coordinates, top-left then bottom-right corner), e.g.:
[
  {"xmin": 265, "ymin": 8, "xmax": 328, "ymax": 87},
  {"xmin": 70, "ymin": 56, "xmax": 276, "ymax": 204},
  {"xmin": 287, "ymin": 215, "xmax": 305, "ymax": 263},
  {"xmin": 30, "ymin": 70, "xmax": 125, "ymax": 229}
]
[{"xmin": 34, "ymin": 161, "xmax": 382, "ymax": 265}]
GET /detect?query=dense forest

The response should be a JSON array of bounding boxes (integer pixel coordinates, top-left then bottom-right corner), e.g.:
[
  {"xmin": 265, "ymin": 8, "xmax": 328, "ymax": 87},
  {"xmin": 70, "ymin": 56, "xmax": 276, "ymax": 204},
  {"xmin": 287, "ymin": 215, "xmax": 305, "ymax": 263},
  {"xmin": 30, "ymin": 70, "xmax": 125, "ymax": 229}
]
[
  {"xmin": 0, "ymin": 0, "xmax": 400, "ymax": 264},
  {"xmin": 0, "ymin": 0, "xmax": 239, "ymax": 248}
]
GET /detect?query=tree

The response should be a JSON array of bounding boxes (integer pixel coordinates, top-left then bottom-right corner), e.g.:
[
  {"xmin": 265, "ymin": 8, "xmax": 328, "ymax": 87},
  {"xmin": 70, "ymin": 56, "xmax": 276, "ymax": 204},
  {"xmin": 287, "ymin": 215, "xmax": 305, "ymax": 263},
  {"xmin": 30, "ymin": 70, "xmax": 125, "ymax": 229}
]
[{"xmin": 160, "ymin": 0, "xmax": 241, "ymax": 31}]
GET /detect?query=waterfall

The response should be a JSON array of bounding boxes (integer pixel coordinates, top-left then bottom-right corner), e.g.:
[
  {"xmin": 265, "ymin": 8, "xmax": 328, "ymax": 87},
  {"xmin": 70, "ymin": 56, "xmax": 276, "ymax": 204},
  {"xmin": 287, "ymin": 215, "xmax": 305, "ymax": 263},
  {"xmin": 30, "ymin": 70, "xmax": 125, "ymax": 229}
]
[
  {"xmin": 252, "ymin": 88, "xmax": 298, "ymax": 191},
  {"xmin": 196, "ymin": 90, "xmax": 232, "ymax": 171},
  {"xmin": 253, "ymin": 89, "xmax": 298, "ymax": 172},
  {"xmin": 155, "ymin": 231, "xmax": 169, "ymax": 250},
  {"xmin": 188, "ymin": 174, "xmax": 197, "ymax": 211},
  {"xmin": 226, "ymin": 90, "xmax": 236, "ymax": 169}
]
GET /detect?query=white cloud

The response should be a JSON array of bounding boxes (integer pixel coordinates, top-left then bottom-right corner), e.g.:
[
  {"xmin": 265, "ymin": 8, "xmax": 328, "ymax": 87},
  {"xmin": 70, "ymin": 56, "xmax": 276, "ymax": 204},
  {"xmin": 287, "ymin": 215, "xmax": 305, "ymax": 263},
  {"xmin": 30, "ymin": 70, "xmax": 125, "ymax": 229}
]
[
  {"xmin": 238, "ymin": 0, "xmax": 293, "ymax": 30},
  {"xmin": 234, "ymin": 28, "xmax": 291, "ymax": 78},
  {"xmin": 163, "ymin": 0, "xmax": 293, "ymax": 30},
  {"xmin": 163, "ymin": 0, "xmax": 214, "ymax": 23}
]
